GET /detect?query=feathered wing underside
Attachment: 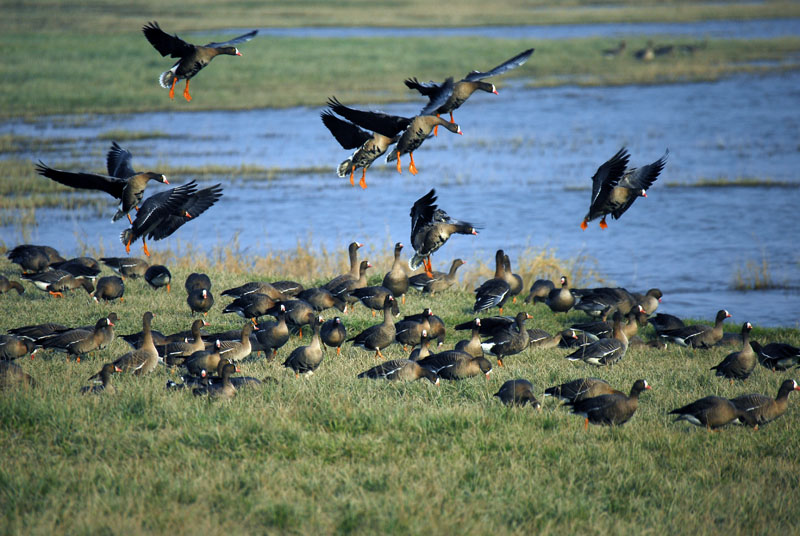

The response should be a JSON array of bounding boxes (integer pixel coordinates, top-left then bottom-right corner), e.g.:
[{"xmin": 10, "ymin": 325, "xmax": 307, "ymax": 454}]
[
  {"xmin": 327, "ymin": 97, "xmax": 410, "ymax": 138},
  {"xmin": 142, "ymin": 21, "xmax": 195, "ymax": 58},
  {"xmin": 321, "ymin": 110, "xmax": 372, "ymax": 150},
  {"xmin": 125, "ymin": 182, "xmax": 197, "ymax": 245},
  {"xmin": 418, "ymin": 77, "xmax": 455, "ymax": 116},
  {"xmin": 463, "ymin": 48, "xmax": 535, "ymax": 82},
  {"xmin": 619, "ymin": 149, "xmax": 669, "ymax": 190},
  {"xmin": 589, "ymin": 147, "xmax": 630, "ymax": 208},
  {"xmin": 106, "ymin": 142, "xmax": 137, "ymax": 179},
  {"xmin": 35, "ymin": 162, "xmax": 125, "ymax": 199},
  {"xmin": 147, "ymin": 184, "xmax": 223, "ymax": 240},
  {"xmin": 204, "ymin": 29, "xmax": 258, "ymax": 48},
  {"xmin": 404, "ymin": 78, "xmax": 442, "ymax": 97},
  {"xmin": 410, "ymin": 189, "xmax": 438, "ymax": 242}
]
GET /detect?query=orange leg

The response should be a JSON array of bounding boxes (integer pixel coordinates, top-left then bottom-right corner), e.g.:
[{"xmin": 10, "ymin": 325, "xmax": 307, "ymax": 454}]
[
  {"xmin": 349, "ymin": 166, "xmax": 355, "ymax": 186},
  {"xmin": 299, "ymin": 328, "xmax": 303, "ymax": 338},
  {"xmin": 496, "ymin": 358, "xmax": 504, "ymax": 368},
  {"xmin": 127, "ymin": 213, "xmax": 133, "ymax": 224},
  {"xmin": 408, "ymin": 153, "xmax": 418, "ymax": 175},
  {"xmin": 396, "ymin": 155, "xmax": 402, "ymax": 174},
  {"xmin": 143, "ymin": 239, "xmax": 151, "ymax": 257},
  {"xmin": 375, "ymin": 349, "xmax": 384, "ymax": 359},
  {"xmin": 125, "ymin": 236, "xmax": 132, "ymax": 254},
  {"xmin": 372, "ymin": 310, "xmax": 376, "ymax": 318},
  {"xmin": 251, "ymin": 318, "xmax": 258, "ymax": 327},
  {"xmin": 449, "ymin": 112, "xmax": 455, "ymax": 123},
  {"xmin": 166, "ymin": 283, "xmax": 171, "ymax": 293},
  {"xmin": 168, "ymin": 78, "xmax": 177, "ymax": 100},
  {"xmin": 512, "ymin": 296, "xmax": 517, "ymax": 303},
  {"xmin": 183, "ymin": 80, "xmax": 192, "ymax": 102},
  {"xmin": 599, "ymin": 216, "xmax": 608, "ymax": 230},
  {"xmin": 358, "ymin": 169, "xmax": 367, "ymax": 190},
  {"xmin": 424, "ymin": 256, "xmax": 433, "ymax": 278},
  {"xmin": 434, "ymin": 114, "xmax": 440, "ymax": 137},
  {"xmin": 580, "ymin": 219, "xmax": 588, "ymax": 230},
  {"xmin": 401, "ymin": 294, "xmax": 405, "ymax": 305},
  {"xmin": 49, "ymin": 290, "xmax": 64, "ymax": 298},
  {"xmin": 499, "ymin": 307, "xmax": 504, "ymax": 315},
  {"xmin": 584, "ymin": 418, "xmax": 589, "ymax": 431},
  {"xmin": 336, "ymin": 347, "xmax": 341, "ymax": 356}
]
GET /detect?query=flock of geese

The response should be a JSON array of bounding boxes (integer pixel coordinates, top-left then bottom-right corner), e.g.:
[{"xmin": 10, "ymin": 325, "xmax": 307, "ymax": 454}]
[{"xmin": 1, "ymin": 22, "xmax": 797, "ymax": 433}]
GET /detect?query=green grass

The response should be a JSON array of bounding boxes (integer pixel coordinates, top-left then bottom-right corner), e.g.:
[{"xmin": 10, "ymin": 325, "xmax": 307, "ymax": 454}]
[
  {"xmin": 1, "ymin": 30, "xmax": 799, "ymax": 117},
  {"xmin": 1, "ymin": 253, "xmax": 799, "ymax": 534}
]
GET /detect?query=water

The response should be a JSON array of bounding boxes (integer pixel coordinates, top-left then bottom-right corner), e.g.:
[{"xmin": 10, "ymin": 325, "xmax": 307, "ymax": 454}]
[{"xmin": 2, "ymin": 72, "xmax": 799, "ymax": 327}]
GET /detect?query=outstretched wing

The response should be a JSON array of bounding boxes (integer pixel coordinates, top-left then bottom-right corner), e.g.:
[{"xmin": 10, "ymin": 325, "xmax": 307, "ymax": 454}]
[
  {"xmin": 418, "ymin": 77, "xmax": 455, "ymax": 116},
  {"xmin": 327, "ymin": 97, "xmax": 410, "ymax": 138},
  {"xmin": 463, "ymin": 48, "xmax": 535, "ymax": 82},
  {"xmin": 321, "ymin": 110, "xmax": 372, "ymax": 150},
  {"xmin": 35, "ymin": 161, "xmax": 125, "ymax": 199},
  {"xmin": 147, "ymin": 183, "xmax": 223, "ymax": 240},
  {"xmin": 404, "ymin": 78, "xmax": 443, "ymax": 97},
  {"xmin": 106, "ymin": 141, "xmax": 137, "ymax": 179},
  {"xmin": 204, "ymin": 29, "xmax": 258, "ymax": 48},
  {"xmin": 619, "ymin": 149, "xmax": 668, "ymax": 190},
  {"xmin": 410, "ymin": 189, "xmax": 437, "ymax": 241},
  {"xmin": 589, "ymin": 147, "xmax": 630, "ymax": 209},
  {"xmin": 142, "ymin": 21, "xmax": 195, "ymax": 58}
]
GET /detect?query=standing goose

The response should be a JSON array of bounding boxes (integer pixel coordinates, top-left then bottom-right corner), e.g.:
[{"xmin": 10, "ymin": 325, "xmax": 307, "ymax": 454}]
[
  {"xmin": 6, "ymin": 244, "xmax": 64, "ymax": 274},
  {"xmin": 503, "ymin": 254, "xmax": 524, "ymax": 303},
  {"xmin": 567, "ymin": 379, "xmax": 651, "ymax": 429},
  {"xmin": 223, "ymin": 292, "xmax": 276, "ymax": 325},
  {"xmin": 109, "ymin": 312, "xmax": 158, "ymax": 375},
  {"xmin": 670, "ymin": 396, "xmax": 758, "ymax": 430},
  {"xmin": 101, "ymin": 257, "xmax": 150, "ymax": 279},
  {"xmin": 321, "ymin": 101, "xmax": 398, "ymax": 189},
  {"xmin": 121, "ymin": 181, "xmax": 223, "ymax": 256},
  {"xmin": 145, "ymin": 265, "xmax": 172, "ymax": 292},
  {"xmin": 409, "ymin": 189, "xmax": 478, "ymax": 277},
  {"xmin": 358, "ymin": 359, "xmax": 439, "ymax": 384},
  {"xmin": 473, "ymin": 250, "xmax": 511, "ymax": 314},
  {"xmin": 382, "ymin": 242, "xmax": 409, "ymax": 304},
  {"xmin": 404, "ymin": 48, "xmax": 534, "ymax": 133},
  {"xmin": 482, "ymin": 312, "xmax": 532, "ymax": 367},
  {"xmin": 528, "ymin": 328, "xmax": 579, "ymax": 349},
  {"xmin": 321, "ymin": 317, "xmax": 347, "ymax": 355},
  {"xmin": 524, "ymin": 278, "xmax": 555, "ymax": 304},
  {"xmin": 217, "ymin": 323, "xmax": 254, "ymax": 362},
  {"xmin": 255, "ymin": 304, "xmax": 290, "ymax": 359},
  {"xmin": 564, "ymin": 312, "xmax": 629, "ymax": 367},
  {"xmin": 350, "ymin": 285, "xmax": 397, "ymax": 317},
  {"xmin": 632, "ymin": 288, "xmax": 663, "ymax": 315},
  {"xmin": 394, "ymin": 311, "xmax": 431, "ymax": 352},
  {"xmin": 454, "ymin": 319, "xmax": 484, "ymax": 358},
  {"xmin": 35, "ymin": 142, "xmax": 168, "ymax": 224},
  {"xmin": 222, "ymin": 281, "xmax": 286, "ymax": 302},
  {"xmin": 186, "ymin": 340, "xmax": 224, "ymax": 377},
  {"xmin": 752, "ymin": 341, "xmax": 800, "ymax": 371},
  {"xmin": 545, "ymin": 276, "xmax": 575, "ymax": 314},
  {"xmin": 324, "ymin": 79, "xmax": 457, "ymax": 175},
  {"xmin": 409, "ymin": 258, "xmax": 466, "ymax": 294},
  {"xmin": 544, "ymin": 377, "xmax": 621, "ymax": 404},
  {"xmin": 323, "ymin": 241, "xmax": 363, "ymax": 291},
  {"xmin": 296, "ymin": 287, "xmax": 347, "ymax": 313},
  {"xmin": 711, "ymin": 322, "xmax": 757, "ymax": 382},
  {"xmin": 188, "ymin": 288, "xmax": 215, "ymax": 317},
  {"xmin": 81, "ymin": 363, "xmax": 121, "ymax": 394},
  {"xmin": 0, "ymin": 275, "xmax": 24, "ymax": 295},
  {"xmin": 408, "ymin": 330, "xmax": 433, "ymax": 362},
  {"xmin": 494, "ymin": 379, "xmax": 541, "ymax": 408},
  {"xmin": 161, "ymin": 319, "xmax": 208, "ymax": 366},
  {"xmin": 329, "ymin": 260, "xmax": 372, "ymax": 310},
  {"xmin": 185, "ymin": 272, "xmax": 212, "ymax": 292},
  {"xmin": 91, "ymin": 276, "xmax": 124, "ymax": 303},
  {"xmin": 265, "ymin": 300, "xmax": 316, "ymax": 337},
  {"xmin": 418, "ymin": 351, "xmax": 493, "ymax": 381},
  {"xmin": 21, "ymin": 270, "xmax": 94, "ymax": 298},
  {"xmin": 283, "ymin": 316, "xmax": 325, "ymax": 376},
  {"xmin": 143, "ymin": 21, "xmax": 257, "ymax": 101},
  {"xmin": 659, "ymin": 309, "xmax": 731, "ymax": 349},
  {"xmin": 347, "ymin": 295, "xmax": 397, "ymax": 359},
  {"xmin": 730, "ymin": 379, "xmax": 800, "ymax": 426},
  {"xmin": 573, "ymin": 286, "xmax": 637, "ymax": 318},
  {"xmin": 38, "ymin": 315, "xmax": 116, "ymax": 361}
]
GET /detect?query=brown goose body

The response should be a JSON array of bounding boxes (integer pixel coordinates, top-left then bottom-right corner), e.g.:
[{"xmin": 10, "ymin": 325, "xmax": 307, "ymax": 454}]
[
  {"xmin": 0, "ymin": 336, "xmax": 37, "ymax": 361},
  {"xmin": 112, "ymin": 312, "xmax": 158, "ymax": 375},
  {"xmin": 186, "ymin": 341, "xmax": 223, "ymax": 376},
  {"xmin": 570, "ymin": 307, "xmax": 646, "ymax": 340},
  {"xmin": 283, "ymin": 316, "xmax": 325, "ymax": 375},
  {"xmin": 483, "ymin": 312, "xmax": 532, "ymax": 367},
  {"xmin": 348, "ymin": 295, "xmax": 397, "ymax": 359},
  {"xmin": 321, "ymin": 317, "xmax": 347, "ymax": 355},
  {"xmin": 564, "ymin": 313, "xmax": 629, "ymax": 367},
  {"xmin": 39, "ymin": 315, "xmax": 116, "ymax": 358},
  {"xmin": 409, "ymin": 258, "xmax": 466, "ymax": 294},
  {"xmin": 567, "ymin": 379, "xmax": 650, "ymax": 428},
  {"xmin": 91, "ymin": 276, "xmax": 124, "ymax": 303},
  {"xmin": 329, "ymin": 260, "xmax": 371, "ymax": 307},
  {"xmin": 193, "ymin": 363, "xmax": 237, "ymax": 400},
  {"xmin": 752, "ymin": 341, "xmax": 800, "ymax": 371},
  {"xmin": 161, "ymin": 319, "xmax": 208, "ymax": 366},
  {"xmin": 546, "ymin": 276, "xmax": 575, "ymax": 313},
  {"xmin": 394, "ymin": 313, "xmax": 431, "ymax": 350},
  {"xmin": 659, "ymin": 309, "xmax": 731, "ymax": 348},
  {"xmin": 670, "ymin": 396, "xmax": 758, "ymax": 429},
  {"xmin": 296, "ymin": 287, "xmax": 347, "ymax": 313},
  {"xmin": 101, "ymin": 257, "xmax": 150, "ymax": 279},
  {"xmin": 143, "ymin": 21, "xmax": 256, "ymax": 101},
  {"xmin": 473, "ymin": 249, "xmax": 512, "ymax": 314},
  {"xmin": 144, "ymin": 265, "xmax": 172, "ymax": 292},
  {"xmin": 185, "ymin": 272, "xmax": 212, "ymax": 292},
  {"xmin": 81, "ymin": 363, "xmax": 121, "ymax": 395},
  {"xmin": 633, "ymin": 288, "xmax": 662, "ymax": 314},
  {"xmin": 21, "ymin": 270, "xmax": 94, "ymax": 297},
  {"xmin": 217, "ymin": 324, "xmax": 254, "ymax": 362},
  {"xmin": 386, "ymin": 116, "xmax": 462, "ymax": 173},
  {"xmin": 323, "ymin": 241, "xmax": 362, "ymax": 291},
  {"xmin": 6, "ymin": 244, "xmax": 64, "ymax": 274},
  {"xmin": 358, "ymin": 359, "xmax": 439, "ymax": 384},
  {"xmin": 0, "ymin": 275, "xmax": 24, "ymax": 295},
  {"xmin": 730, "ymin": 379, "xmax": 800, "ymax": 426},
  {"xmin": 255, "ymin": 306, "xmax": 290, "ymax": 358},
  {"xmin": 265, "ymin": 300, "xmax": 316, "ymax": 336},
  {"xmin": 418, "ymin": 351, "xmax": 492, "ymax": 381},
  {"xmin": 454, "ymin": 319, "xmax": 484, "ymax": 358},
  {"xmin": 188, "ymin": 288, "xmax": 214, "ymax": 317},
  {"xmin": 409, "ymin": 190, "xmax": 477, "ymax": 276},
  {"xmin": 502, "ymin": 255, "xmax": 524, "ymax": 303},
  {"xmin": 524, "ymin": 279, "xmax": 555, "ymax": 304},
  {"xmin": 0, "ymin": 361, "xmax": 35, "ymax": 389},
  {"xmin": 711, "ymin": 322, "xmax": 756, "ymax": 381},
  {"xmin": 382, "ymin": 242, "xmax": 409, "ymax": 303},
  {"xmin": 222, "ymin": 281, "xmax": 286, "ymax": 302},
  {"xmin": 222, "ymin": 292, "xmax": 275, "ymax": 322},
  {"xmin": 528, "ymin": 328, "xmax": 578, "ymax": 349},
  {"xmin": 270, "ymin": 281, "xmax": 304, "ymax": 297},
  {"xmin": 494, "ymin": 379, "xmax": 541, "ymax": 408},
  {"xmin": 350, "ymin": 285, "xmax": 397, "ymax": 316},
  {"xmin": 544, "ymin": 377, "xmax": 621, "ymax": 403},
  {"xmin": 408, "ymin": 331, "xmax": 433, "ymax": 361}
]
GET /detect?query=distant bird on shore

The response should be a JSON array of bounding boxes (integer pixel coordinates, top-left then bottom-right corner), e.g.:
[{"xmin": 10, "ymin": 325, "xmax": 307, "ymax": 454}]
[
  {"xmin": 120, "ymin": 181, "xmax": 223, "ymax": 256},
  {"xmin": 602, "ymin": 41, "xmax": 626, "ymax": 58},
  {"xmin": 409, "ymin": 189, "xmax": 478, "ymax": 277},
  {"xmin": 581, "ymin": 147, "xmax": 668, "ymax": 230},
  {"xmin": 405, "ymin": 48, "xmax": 534, "ymax": 134},
  {"xmin": 35, "ymin": 142, "xmax": 168, "ymax": 224},
  {"xmin": 143, "ymin": 21, "xmax": 257, "ymax": 102}
]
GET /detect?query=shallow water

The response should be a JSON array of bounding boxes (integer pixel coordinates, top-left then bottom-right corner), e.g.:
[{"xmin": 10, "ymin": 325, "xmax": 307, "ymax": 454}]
[{"xmin": 2, "ymin": 72, "xmax": 799, "ymax": 327}]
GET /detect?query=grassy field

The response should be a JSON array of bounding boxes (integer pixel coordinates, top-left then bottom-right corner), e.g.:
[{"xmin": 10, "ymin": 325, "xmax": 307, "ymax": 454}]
[{"xmin": 1, "ymin": 252, "xmax": 799, "ymax": 534}]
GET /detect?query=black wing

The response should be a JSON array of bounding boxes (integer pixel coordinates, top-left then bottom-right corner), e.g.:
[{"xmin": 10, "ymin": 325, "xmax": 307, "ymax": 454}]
[
  {"xmin": 404, "ymin": 78, "xmax": 443, "ymax": 97},
  {"xmin": 463, "ymin": 48, "xmax": 535, "ymax": 82},
  {"xmin": 321, "ymin": 110, "xmax": 372, "ymax": 150},
  {"xmin": 147, "ymin": 183, "xmax": 223, "ymax": 241},
  {"xmin": 418, "ymin": 77, "xmax": 455, "ymax": 116},
  {"xmin": 106, "ymin": 141, "xmax": 137, "ymax": 179},
  {"xmin": 142, "ymin": 21, "xmax": 195, "ymax": 58},
  {"xmin": 327, "ymin": 97, "xmax": 410, "ymax": 138},
  {"xmin": 204, "ymin": 30, "xmax": 258, "ymax": 48},
  {"xmin": 619, "ymin": 149, "xmax": 668, "ymax": 190},
  {"xmin": 129, "ymin": 182, "xmax": 198, "ymax": 243},
  {"xmin": 410, "ymin": 189, "xmax": 437, "ymax": 241},
  {"xmin": 589, "ymin": 147, "xmax": 630, "ymax": 209},
  {"xmin": 35, "ymin": 161, "xmax": 125, "ymax": 199}
]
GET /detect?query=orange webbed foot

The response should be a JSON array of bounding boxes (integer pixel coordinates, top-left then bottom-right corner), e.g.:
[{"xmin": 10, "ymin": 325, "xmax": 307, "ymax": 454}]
[
  {"xmin": 580, "ymin": 219, "xmax": 588, "ymax": 230},
  {"xmin": 127, "ymin": 213, "xmax": 133, "ymax": 224},
  {"xmin": 168, "ymin": 78, "xmax": 177, "ymax": 100},
  {"xmin": 183, "ymin": 80, "xmax": 192, "ymax": 102},
  {"xmin": 143, "ymin": 242, "xmax": 151, "ymax": 257},
  {"xmin": 359, "ymin": 169, "xmax": 367, "ymax": 190},
  {"xmin": 396, "ymin": 156, "xmax": 402, "ymax": 174},
  {"xmin": 408, "ymin": 153, "xmax": 418, "ymax": 175},
  {"xmin": 599, "ymin": 217, "xmax": 608, "ymax": 230},
  {"xmin": 349, "ymin": 167, "xmax": 355, "ymax": 186}
]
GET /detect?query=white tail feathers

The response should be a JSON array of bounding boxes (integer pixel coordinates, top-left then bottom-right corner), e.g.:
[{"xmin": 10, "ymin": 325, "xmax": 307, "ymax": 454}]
[
  {"xmin": 120, "ymin": 229, "xmax": 132, "ymax": 246},
  {"xmin": 409, "ymin": 254, "xmax": 425, "ymax": 270},
  {"xmin": 337, "ymin": 158, "xmax": 353, "ymax": 179},
  {"xmin": 385, "ymin": 148, "xmax": 398, "ymax": 163},
  {"xmin": 159, "ymin": 68, "xmax": 177, "ymax": 89}
]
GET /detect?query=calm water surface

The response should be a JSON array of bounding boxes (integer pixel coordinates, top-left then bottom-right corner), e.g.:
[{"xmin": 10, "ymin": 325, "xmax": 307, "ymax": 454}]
[{"xmin": 2, "ymin": 72, "xmax": 799, "ymax": 326}]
